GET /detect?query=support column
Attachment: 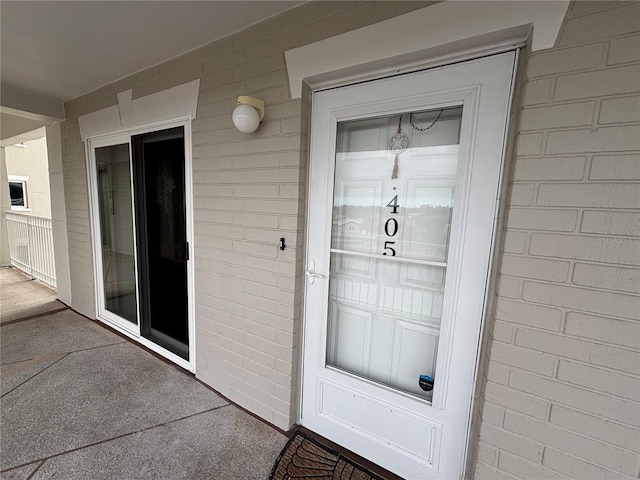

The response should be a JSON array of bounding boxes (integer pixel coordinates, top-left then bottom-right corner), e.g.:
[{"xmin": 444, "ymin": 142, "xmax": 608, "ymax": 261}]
[{"xmin": 46, "ymin": 123, "xmax": 72, "ymax": 305}]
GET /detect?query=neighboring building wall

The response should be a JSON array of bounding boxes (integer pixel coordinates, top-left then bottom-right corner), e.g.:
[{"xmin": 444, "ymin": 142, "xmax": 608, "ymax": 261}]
[
  {"xmin": 475, "ymin": 2, "xmax": 640, "ymax": 479},
  {"xmin": 5, "ymin": 136, "xmax": 52, "ymax": 218},
  {"xmin": 59, "ymin": 1, "xmax": 435, "ymax": 430}
]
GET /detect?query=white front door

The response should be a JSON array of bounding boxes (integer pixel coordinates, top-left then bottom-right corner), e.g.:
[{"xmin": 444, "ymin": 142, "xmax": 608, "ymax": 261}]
[{"xmin": 301, "ymin": 52, "xmax": 516, "ymax": 479}]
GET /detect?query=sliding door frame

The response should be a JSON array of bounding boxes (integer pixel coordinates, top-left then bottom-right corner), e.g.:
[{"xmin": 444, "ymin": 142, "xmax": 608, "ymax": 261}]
[
  {"xmin": 86, "ymin": 117, "xmax": 196, "ymax": 372},
  {"xmin": 87, "ymin": 132, "xmax": 138, "ymax": 335}
]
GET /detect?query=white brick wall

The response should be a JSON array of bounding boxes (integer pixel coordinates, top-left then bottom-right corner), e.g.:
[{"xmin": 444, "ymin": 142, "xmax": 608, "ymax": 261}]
[{"xmin": 475, "ymin": 2, "xmax": 640, "ymax": 479}]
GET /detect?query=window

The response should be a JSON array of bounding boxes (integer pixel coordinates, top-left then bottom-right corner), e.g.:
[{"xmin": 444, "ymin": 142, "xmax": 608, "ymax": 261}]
[{"xmin": 8, "ymin": 176, "xmax": 28, "ymax": 210}]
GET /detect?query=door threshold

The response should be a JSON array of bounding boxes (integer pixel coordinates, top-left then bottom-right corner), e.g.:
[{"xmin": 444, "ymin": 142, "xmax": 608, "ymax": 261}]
[
  {"xmin": 96, "ymin": 316, "xmax": 194, "ymax": 372},
  {"xmin": 148, "ymin": 327, "xmax": 189, "ymax": 360}
]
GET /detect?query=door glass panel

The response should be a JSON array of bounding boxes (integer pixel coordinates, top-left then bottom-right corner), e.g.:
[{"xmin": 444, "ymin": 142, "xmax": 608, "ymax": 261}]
[
  {"xmin": 327, "ymin": 106, "xmax": 462, "ymax": 400},
  {"xmin": 133, "ymin": 127, "xmax": 188, "ymax": 359},
  {"xmin": 95, "ymin": 144, "xmax": 137, "ymax": 324}
]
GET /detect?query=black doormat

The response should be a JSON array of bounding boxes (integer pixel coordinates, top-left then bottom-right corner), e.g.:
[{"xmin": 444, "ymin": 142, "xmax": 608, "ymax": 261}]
[{"xmin": 269, "ymin": 431, "xmax": 384, "ymax": 480}]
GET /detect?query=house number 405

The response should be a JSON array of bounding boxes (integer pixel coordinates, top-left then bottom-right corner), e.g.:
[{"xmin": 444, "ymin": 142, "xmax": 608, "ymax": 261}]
[{"xmin": 383, "ymin": 195, "xmax": 399, "ymax": 256}]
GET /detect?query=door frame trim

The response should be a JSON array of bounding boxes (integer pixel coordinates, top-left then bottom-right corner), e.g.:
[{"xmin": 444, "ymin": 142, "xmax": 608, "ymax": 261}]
[
  {"xmin": 299, "ymin": 50, "xmax": 519, "ymax": 478},
  {"xmin": 85, "ymin": 117, "xmax": 196, "ymax": 372}
]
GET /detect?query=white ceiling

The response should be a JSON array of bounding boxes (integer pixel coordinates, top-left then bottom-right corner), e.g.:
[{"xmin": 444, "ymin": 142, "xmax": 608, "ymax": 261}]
[{"xmin": 0, "ymin": 1, "xmax": 302, "ymax": 140}]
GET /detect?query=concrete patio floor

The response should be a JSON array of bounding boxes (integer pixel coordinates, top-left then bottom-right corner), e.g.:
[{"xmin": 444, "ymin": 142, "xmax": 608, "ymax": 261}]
[
  {"xmin": 0, "ymin": 267, "xmax": 288, "ymax": 479},
  {"xmin": 0, "ymin": 268, "xmax": 66, "ymax": 325}
]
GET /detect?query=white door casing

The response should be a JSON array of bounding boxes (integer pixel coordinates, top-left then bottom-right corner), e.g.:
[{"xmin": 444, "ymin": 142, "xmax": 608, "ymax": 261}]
[{"xmin": 301, "ymin": 52, "xmax": 516, "ymax": 479}]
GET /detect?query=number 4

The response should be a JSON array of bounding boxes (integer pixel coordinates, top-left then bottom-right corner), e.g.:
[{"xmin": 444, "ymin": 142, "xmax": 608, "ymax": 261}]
[{"xmin": 386, "ymin": 195, "xmax": 399, "ymax": 214}]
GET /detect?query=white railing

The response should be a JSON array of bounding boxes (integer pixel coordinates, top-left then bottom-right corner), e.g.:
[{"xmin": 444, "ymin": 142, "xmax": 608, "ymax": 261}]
[{"xmin": 5, "ymin": 212, "xmax": 57, "ymax": 287}]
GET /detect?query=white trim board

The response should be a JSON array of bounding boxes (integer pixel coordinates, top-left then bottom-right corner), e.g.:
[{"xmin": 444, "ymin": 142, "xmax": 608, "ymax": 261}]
[
  {"xmin": 285, "ymin": 0, "xmax": 569, "ymax": 98},
  {"xmin": 78, "ymin": 79, "xmax": 199, "ymax": 140}
]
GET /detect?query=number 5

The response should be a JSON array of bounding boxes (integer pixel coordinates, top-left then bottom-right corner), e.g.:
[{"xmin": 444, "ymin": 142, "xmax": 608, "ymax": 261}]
[{"xmin": 383, "ymin": 241, "xmax": 396, "ymax": 256}]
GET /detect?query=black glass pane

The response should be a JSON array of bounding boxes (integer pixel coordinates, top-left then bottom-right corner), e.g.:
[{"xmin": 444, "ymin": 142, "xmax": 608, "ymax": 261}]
[
  {"xmin": 9, "ymin": 182, "xmax": 25, "ymax": 206},
  {"xmin": 133, "ymin": 127, "xmax": 188, "ymax": 359}
]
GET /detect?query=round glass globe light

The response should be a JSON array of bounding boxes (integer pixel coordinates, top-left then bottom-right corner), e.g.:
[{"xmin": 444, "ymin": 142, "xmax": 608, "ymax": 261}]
[{"xmin": 232, "ymin": 104, "xmax": 260, "ymax": 133}]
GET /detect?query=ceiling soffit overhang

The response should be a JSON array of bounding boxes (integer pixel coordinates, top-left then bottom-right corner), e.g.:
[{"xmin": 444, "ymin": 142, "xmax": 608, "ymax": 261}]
[
  {"xmin": 1, "ymin": 84, "xmax": 65, "ymax": 121},
  {"xmin": 1, "ymin": 84, "xmax": 65, "ymax": 142},
  {"xmin": 284, "ymin": 0, "xmax": 570, "ymax": 98}
]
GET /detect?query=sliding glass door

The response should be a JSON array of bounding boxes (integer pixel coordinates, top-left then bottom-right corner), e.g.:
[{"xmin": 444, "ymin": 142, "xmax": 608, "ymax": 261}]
[{"xmin": 88, "ymin": 124, "xmax": 192, "ymax": 367}]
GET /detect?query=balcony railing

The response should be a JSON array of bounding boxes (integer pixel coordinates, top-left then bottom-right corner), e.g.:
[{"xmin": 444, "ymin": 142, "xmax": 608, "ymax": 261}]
[{"xmin": 5, "ymin": 212, "xmax": 57, "ymax": 288}]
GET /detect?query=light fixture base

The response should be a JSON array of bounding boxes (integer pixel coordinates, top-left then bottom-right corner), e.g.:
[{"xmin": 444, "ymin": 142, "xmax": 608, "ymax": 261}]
[{"xmin": 236, "ymin": 96, "xmax": 264, "ymax": 121}]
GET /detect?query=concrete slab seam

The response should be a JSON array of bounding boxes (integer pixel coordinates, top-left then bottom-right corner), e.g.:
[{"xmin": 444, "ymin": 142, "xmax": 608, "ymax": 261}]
[
  {"xmin": 0, "ymin": 404, "xmax": 233, "ymax": 474},
  {"xmin": 0, "ymin": 307, "xmax": 70, "ymax": 327},
  {"xmin": 1, "ymin": 351, "xmax": 65, "ymax": 378},
  {"xmin": 1, "ymin": 353, "xmax": 70, "ymax": 399},
  {"xmin": 0, "ymin": 341, "xmax": 126, "ymax": 368},
  {"xmin": 25, "ymin": 460, "xmax": 46, "ymax": 480}
]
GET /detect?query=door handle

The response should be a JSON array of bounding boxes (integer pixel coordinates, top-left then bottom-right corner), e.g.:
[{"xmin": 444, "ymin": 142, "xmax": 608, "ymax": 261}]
[{"xmin": 305, "ymin": 269, "xmax": 324, "ymax": 284}]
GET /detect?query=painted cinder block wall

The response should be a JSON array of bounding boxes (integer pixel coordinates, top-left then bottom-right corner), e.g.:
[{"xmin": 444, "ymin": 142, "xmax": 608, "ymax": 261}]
[
  {"xmin": 56, "ymin": 0, "xmax": 639, "ymax": 476},
  {"xmin": 474, "ymin": 2, "xmax": 640, "ymax": 479}
]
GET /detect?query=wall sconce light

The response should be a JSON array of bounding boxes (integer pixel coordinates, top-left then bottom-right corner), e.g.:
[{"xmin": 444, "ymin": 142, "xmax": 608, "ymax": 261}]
[{"xmin": 232, "ymin": 96, "xmax": 264, "ymax": 133}]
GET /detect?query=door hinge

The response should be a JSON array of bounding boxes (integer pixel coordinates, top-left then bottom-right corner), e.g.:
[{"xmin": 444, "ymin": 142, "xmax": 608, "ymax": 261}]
[{"xmin": 186, "ymin": 241, "xmax": 189, "ymax": 261}]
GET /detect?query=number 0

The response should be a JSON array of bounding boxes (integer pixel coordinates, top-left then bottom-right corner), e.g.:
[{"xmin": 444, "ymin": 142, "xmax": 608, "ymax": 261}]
[{"xmin": 385, "ymin": 218, "xmax": 398, "ymax": 237}]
